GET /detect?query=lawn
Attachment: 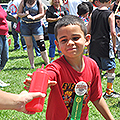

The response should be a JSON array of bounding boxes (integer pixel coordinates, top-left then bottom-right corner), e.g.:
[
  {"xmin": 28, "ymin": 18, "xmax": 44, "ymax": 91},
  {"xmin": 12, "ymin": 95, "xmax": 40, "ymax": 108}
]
[{"xmin": 0, "ymin": 35, "xmax": 120, "ymax": 120}]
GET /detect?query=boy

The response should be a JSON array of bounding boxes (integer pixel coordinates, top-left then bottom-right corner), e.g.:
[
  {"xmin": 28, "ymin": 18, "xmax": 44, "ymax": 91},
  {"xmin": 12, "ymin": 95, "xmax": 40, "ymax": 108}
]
[
  {"xmin": 25, "ymin": 15, "xmax": 114, "ymax": 120},
  {"xmin": 87, "ymin": 0, "xmax": 120, "ymax": 99}
]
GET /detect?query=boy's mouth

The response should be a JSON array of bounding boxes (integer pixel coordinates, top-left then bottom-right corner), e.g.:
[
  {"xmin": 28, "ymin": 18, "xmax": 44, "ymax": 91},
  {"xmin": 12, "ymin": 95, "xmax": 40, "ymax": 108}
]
[{"xmin": 67, "ymin": 47, "xmax": 77, "ymax": 51}]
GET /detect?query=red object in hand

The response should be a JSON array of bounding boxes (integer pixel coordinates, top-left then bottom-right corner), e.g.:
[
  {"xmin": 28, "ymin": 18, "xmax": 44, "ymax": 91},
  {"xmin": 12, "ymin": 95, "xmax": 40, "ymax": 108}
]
[
  {"xmin": 8, "ymin": 39, "xmax": 11, "ymax": 46},
  {"xmin": 25, "ymin": 64, "xmax": 49, "ymax": 112}
]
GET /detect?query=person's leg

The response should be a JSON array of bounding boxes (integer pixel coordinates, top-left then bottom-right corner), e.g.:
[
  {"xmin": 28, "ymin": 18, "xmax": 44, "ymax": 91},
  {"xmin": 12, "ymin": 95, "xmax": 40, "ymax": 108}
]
[
  {"xmin": 33, "ymin": 34, "xmax": 49, "ymax": 64},
  {"xmin": 11, "ymin": 22, "xmax": 20, "ymax": 50},
  {"xmin": 24, "ymin": 36, "xmax": 34, "ymax": 69},
  {"xmin": 20, "ymin": 34, "xmax": 27, "ymax": 51},
  {"xmin": 102, "ymin": 58, "xmax": 120, "ymax": 99},
  {"xmin": 0, "ymin": 35, "xmax": 9, "ymax": 70},
  {"xmin": 32, "ymin": 22, "xmax": 49, "ymax": 64},
  {"xmin": 0, "ymin": 35, "xmax": 10, "ymax": 87},
  {"xmin": 107, "ymin": 68, "xmax": 115, "ymax": 94},
  {"xmin": 48, "ymin": 33, "xmax": 56, "ymax": 62},
  {"xmin": 0, "ymin": 36, "xmax": 4, "ymax": 71},
  {"xmin": 32, "ymin": 36, "xmax": 41, "ymax": 57}
]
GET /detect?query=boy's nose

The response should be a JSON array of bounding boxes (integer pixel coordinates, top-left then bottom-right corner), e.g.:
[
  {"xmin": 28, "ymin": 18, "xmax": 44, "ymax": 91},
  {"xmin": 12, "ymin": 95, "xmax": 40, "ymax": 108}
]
[{"xmin": 67, "ymin": 39, "xmax": 75, "ymax": 45}]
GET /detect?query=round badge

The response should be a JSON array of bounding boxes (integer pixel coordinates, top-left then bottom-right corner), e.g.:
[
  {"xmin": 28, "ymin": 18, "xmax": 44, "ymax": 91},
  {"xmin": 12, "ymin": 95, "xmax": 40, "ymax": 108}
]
[{"xmin": 75, "ymin": 81, "xmax": 88, "ymax": 96}]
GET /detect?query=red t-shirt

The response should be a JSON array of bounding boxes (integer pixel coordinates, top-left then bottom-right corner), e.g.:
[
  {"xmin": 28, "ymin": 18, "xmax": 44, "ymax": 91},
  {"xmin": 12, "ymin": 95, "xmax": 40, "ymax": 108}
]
[
  {"xmin": 0, "ymin": 5, "xmax": 8, "ymax": 35},
  {"xmin": 45, "ymin": 55, "xmax": 102, "ymax": 120}
]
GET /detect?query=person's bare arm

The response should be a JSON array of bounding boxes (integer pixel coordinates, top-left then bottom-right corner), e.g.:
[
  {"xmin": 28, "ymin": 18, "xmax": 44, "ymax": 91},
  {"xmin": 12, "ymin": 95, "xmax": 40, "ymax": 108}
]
[
  {"xmin": 18, "ymin": 0, "xmax": 29, "ymax": 18},
  {"xmin": 92, "ymin": 97, "xmax": 114, "ymax": 120},
  {"xmin": 0, "ymin": 90, "xmax": 45, "ymax": 114},
  {"xmin": 46, "ymin": 16, "xmax": 62, "ymax": 23},
  {"xmin": 31, "ymin": 0, "xmax": 45, "ymax": 20},
  {"xmin": 109, "ymin": 12, "xmax": 116, "ymax": 53}
]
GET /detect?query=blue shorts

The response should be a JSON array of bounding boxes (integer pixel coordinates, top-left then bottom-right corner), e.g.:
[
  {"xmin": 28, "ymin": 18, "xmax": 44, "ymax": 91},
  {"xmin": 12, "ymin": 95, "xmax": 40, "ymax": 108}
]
[
  {"xmin": 90, "ymin": 55, "xmax": 116, "ymax": 71},
  {"xmin": 21, "ymin": 21, "xmax": 43, "ymax": 36}
]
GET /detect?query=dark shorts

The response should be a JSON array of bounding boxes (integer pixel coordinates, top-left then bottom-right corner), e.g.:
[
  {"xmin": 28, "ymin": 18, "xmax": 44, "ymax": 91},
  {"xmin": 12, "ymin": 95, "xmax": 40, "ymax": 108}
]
[
  {"xmin": 90, "ymin": 55, "xmax": 116, "ymax": 71},
  {"xmin": 21, "ymin": 21, "xmax": 43, "ymax": 36}
]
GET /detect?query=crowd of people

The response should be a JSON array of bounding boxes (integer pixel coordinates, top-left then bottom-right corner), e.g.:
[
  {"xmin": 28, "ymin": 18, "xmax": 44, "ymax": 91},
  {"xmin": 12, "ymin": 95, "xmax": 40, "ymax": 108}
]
[{"xmin": 0, "ymin": 0, "xmax": 120, "ymax": 119}]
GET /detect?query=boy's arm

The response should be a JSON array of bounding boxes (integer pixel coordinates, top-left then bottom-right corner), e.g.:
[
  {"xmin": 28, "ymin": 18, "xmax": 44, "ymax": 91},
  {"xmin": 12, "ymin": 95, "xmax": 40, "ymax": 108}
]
[{"xmin": 92, "ymin": 97, "xmax": 114, "ymax": 120}]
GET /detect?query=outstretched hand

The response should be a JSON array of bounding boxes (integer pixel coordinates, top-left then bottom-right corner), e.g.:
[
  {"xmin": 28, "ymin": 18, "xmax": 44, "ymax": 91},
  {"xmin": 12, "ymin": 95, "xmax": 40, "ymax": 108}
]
[{"xmin": 24, "ymin": 73, "xmax": 57, "ymax": 91}]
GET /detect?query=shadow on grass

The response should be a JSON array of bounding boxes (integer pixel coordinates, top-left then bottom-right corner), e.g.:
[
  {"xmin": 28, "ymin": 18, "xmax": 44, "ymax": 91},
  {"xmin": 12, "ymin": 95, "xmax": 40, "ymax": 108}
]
[
  {"xmin": 110, "ymin": 101, "xmax": 120, "ymax": 108},
  {"xmin": 9, "ymin": 55, "xmax": 28, "ymax": 60},
  {"xmin": 35, "ymin": 61, "xmax": 46, "ymax": 67},
  {"xmin": 116, "ymin": 73, "xmax": 120, "ymax": 77},
  {"xmin": 3, "ymin": 67, "xmax": 30, "ymax": 71}
]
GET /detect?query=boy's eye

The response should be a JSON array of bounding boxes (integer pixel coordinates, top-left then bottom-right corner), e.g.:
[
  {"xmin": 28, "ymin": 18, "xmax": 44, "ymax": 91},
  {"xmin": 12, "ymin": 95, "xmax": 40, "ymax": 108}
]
[
  {"xmin": 61, "ymin": 39, "xmax": 67, "ymax": 43},
  {"xmin": 72, "ymin": 37, "xmax": 80, "ymax": 41}
]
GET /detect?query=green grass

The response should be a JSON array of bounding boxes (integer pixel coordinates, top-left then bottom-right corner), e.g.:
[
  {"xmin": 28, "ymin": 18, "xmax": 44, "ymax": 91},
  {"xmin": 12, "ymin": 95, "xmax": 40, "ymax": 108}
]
[{"xmin": 0, "ymin": 35, "xmax": 120, "ymax": 120}]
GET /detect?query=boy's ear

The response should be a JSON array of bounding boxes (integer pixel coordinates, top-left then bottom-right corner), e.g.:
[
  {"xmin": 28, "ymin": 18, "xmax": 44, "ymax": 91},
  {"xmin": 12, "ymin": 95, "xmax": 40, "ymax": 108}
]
[
  {"xmin": 85, "ymin": 34, "xmax": 91, "ymax": 46},
  {"xmin": 55, "ymin": 40, "xmax": 60, "ymax": 50}
]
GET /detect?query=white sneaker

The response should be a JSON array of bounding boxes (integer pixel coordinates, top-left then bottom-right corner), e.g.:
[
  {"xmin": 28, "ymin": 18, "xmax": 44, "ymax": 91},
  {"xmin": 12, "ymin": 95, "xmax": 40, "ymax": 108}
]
[
  {"xmin": 103, "ymin": 91, "xmax": 120, "ymax": 100},
  {"xmin": 0, "ymin": 80, "xmax": 10, "ymax": 87}
]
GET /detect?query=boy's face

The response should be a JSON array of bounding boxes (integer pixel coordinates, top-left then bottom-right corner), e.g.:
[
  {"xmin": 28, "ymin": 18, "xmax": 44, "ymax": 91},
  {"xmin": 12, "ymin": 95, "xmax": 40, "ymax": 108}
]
[{"xmin": 55, "ymin": 25, "xmax": 90, "ymax": 59}]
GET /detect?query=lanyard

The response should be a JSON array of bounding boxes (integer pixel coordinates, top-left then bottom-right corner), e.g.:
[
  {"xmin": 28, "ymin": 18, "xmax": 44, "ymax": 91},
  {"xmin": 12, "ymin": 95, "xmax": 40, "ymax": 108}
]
[{"xmin": 53, "ymin": 5, "xmax": 61, "ymax": 17}]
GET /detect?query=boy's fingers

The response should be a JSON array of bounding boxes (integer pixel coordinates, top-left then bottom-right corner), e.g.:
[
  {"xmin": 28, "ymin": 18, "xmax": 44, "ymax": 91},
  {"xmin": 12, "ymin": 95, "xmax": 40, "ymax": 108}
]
[
  {"xmin": 27, "ymin": 73, "xmax": 32, "ymax": 78},
  {"xmin": 24, "ymin": 86, "xmax": 30, "ymax": 91},
  {"xmin": 48, "ymin": 80, "xmax": 57, "ymax": 88},
  {"xmin": 24, "ymin": 78, "xmax": 31, "ymax": 86}
]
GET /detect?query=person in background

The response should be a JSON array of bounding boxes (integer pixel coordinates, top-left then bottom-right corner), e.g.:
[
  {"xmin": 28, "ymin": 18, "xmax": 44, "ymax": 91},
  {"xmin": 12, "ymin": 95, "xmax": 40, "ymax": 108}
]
[
  {"xmin": 77, "ymin": 2, "xmax": 90, "ymax": 56},
  {"xmin": 92, "ymin": 0, "xmax": 101, "ymax": 10},
  {"xmin": 82, "ymin": 0, "xmax": 93, "ymax": 17},
  {"xmin": 0, "ymin": 5, "xmax": 10, "ymax": 87},
  {"xmin": 0, "ymin": 3, "xmax": 46, "ymax": 114},
  {"xmin": 67, "ymin": 0, "xmax": 82, "ymax": 16},
  {"xmin": 7, "ymin": 0, "xmax": 23, "ymax": 50},
  {"xmin": 110, "ymin": 0, "xmax": 120, "ymax": 13},
  {"xmin": 87, "ymin": 0, "xmax": 120, "ymax": 99},
  {"xmin": 24, "ymin": 15, "xmax": 115, "ymax": 120},
  {"xmin": 115, "ymin": 12, "xmax": 120, "ymax": 63},
  {"xmin": 77, "ymin": 2, "xmax": 89, "ymax": 26},
  {"xmin": 18, "ymin": 0, "xmax": 49, "ymax": 69},
  {"xmin": 46, "ymin": 0, "xmax": 67, "ymax": 63}
]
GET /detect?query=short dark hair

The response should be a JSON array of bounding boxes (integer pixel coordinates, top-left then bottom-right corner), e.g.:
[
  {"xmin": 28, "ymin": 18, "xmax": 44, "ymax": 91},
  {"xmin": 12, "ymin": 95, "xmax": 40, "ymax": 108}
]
[
  {"xmin": 54, "ymin": 15, "xmax": 87, "ymax": 41},
  {"xmin": 77, "ymin": 3, "xmax": 89, "ymax": 16},
  {"xmin": 82, "ymin": 2, "xmax": 93, "ymax": 15}
]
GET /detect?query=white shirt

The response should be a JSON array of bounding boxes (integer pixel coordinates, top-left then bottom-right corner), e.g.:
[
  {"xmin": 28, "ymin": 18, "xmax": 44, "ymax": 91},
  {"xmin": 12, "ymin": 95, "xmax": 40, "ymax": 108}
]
[
  {"xmin": 68, "ymin": 0, "xmax": 82, "ymax": 16},
  {"xmin": 7, "ymin": 0, "xmax": 21, "ymax": 15}
]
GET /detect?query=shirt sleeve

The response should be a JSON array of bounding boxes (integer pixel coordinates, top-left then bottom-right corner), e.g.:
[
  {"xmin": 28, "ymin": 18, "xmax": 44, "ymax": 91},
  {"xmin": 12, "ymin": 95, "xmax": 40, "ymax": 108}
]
[{"xmin": 45, "ymin": 64, "xmax": 58, "ymax": 82}]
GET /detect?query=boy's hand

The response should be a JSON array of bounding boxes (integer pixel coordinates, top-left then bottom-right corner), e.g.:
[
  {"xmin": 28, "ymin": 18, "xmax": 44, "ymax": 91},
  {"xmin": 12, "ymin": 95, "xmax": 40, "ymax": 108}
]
[
  {"xmin": 48, "ymin": 80, "xmax": 57, "ymax": 88},
  {"xmin": 24, "ymin": 73, "xmax": 57, "ymax": 90}
]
